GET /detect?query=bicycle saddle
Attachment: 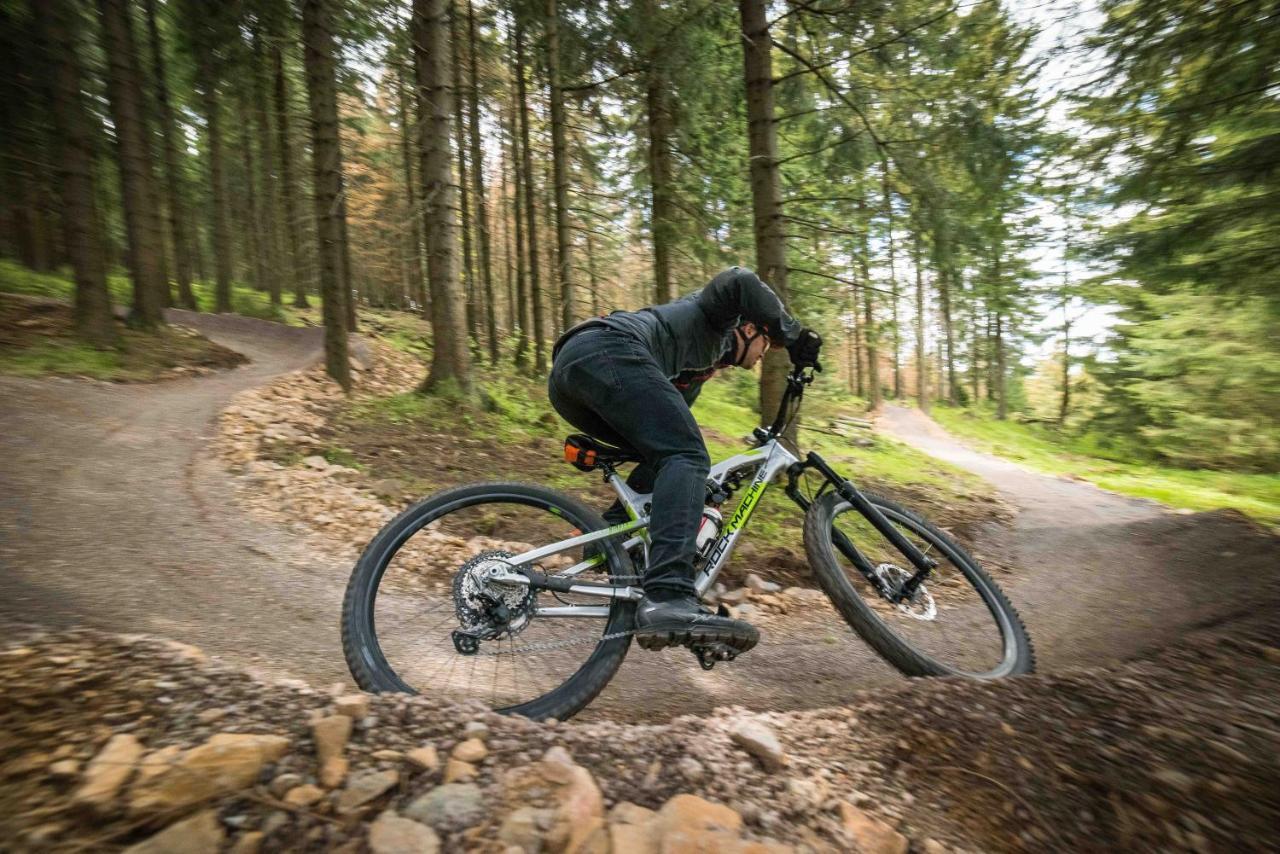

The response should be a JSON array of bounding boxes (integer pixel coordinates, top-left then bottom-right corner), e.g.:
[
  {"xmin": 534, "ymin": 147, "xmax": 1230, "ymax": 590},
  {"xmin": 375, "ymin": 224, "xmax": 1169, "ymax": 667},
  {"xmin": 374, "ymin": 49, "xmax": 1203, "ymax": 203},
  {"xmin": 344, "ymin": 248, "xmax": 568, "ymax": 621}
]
[{"xmin": 562, "ymin": 433, "xmax": 642, "ymax": 471}]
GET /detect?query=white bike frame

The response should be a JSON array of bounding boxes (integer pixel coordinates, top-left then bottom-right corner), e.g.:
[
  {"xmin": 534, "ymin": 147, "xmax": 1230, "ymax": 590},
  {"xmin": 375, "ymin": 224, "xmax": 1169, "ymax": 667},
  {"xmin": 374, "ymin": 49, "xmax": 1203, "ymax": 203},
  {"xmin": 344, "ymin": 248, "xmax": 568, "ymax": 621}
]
[{"xmin": 496, "ymin": 438, "xmax": 801, "ymax": 619}]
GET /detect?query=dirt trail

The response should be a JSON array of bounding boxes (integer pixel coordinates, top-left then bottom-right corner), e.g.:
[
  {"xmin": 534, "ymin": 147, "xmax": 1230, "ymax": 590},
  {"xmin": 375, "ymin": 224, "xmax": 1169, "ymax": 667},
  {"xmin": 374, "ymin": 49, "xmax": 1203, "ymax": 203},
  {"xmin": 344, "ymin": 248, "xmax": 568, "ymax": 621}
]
[
  {"xmin": 0, "ymin": 311, "xmax": 353, "ymax": 686},
  {"xmin": 877, "ymin": 404, "xmax": 1279, "ymax": 668},
  {"xmin": 1, "ymin": 315, "xmax": 1275, "ymax": 724}
]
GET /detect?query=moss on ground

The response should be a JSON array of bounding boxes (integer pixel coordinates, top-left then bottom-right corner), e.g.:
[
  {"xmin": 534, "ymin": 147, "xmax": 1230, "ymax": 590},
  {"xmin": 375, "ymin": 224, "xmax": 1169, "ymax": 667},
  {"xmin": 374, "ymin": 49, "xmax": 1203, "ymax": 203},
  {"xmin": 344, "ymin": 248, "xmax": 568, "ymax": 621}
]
[
  {"xmin": 0, "ymin": 293, "xmax": 246, "ymax": 382},
  {"xmin": 0, "ymin": 258, "xmax": 306, "ymax": 325}
]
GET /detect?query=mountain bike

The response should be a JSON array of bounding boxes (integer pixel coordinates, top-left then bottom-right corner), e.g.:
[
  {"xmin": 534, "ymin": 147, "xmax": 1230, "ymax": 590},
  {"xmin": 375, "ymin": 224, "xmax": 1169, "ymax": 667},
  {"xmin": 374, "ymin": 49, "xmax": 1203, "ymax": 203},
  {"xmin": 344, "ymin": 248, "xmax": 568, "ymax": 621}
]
[{"xmin": 341, "ymin": 365, "xmax": 1034, "ymax": 720}]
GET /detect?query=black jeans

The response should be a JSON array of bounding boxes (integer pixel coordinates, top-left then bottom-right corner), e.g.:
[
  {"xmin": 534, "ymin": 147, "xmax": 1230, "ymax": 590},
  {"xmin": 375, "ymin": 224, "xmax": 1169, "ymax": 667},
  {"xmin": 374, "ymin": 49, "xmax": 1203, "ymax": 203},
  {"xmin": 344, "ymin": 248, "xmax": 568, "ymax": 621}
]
[{"xmin": 547, "ymin": 327, "xmax": 708, "ymax": 597}]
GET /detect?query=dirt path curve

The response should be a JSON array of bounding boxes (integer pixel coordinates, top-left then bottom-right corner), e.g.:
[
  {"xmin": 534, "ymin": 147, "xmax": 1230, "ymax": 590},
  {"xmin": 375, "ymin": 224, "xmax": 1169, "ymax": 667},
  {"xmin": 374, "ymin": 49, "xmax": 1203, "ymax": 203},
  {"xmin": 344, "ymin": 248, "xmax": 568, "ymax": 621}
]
[
  {"xmin": 0, "ymin": 310, "xmax": 355, "ymax": 686},
  {"xmin": 2, "ymin": 313, "xmax": 1274, "ymax": 724},
  {"xmin": 877, "ymin": 404, "xmax": 1278, "ymax": 670}
]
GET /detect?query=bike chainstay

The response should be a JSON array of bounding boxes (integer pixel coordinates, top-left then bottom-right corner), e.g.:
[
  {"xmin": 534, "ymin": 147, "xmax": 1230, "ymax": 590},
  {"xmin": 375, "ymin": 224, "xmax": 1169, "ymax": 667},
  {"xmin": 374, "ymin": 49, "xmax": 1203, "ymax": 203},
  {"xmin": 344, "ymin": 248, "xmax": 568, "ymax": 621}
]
[{"xmin": 471, "ymin": 572, "xmax": 643, "ymax": 656}]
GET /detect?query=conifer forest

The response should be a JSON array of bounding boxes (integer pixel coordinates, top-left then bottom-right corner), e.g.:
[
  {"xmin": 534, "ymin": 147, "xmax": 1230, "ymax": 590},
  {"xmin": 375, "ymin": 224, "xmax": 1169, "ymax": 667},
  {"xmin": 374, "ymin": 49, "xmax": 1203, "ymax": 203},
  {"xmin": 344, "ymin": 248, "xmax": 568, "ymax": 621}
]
[{"xmin": 2, "ymin": 0, "xmax": 1276, "ymax": 473}]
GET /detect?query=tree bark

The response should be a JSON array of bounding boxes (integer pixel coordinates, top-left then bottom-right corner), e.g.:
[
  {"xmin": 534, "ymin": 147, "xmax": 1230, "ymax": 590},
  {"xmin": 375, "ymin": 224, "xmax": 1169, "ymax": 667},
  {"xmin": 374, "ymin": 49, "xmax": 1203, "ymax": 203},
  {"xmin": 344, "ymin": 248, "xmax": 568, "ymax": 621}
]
[
  {"xmin": 739, "ymin": 0, "xmax": 792, "ymax": 428},
  {"xmin": 882, "ymin": 163, "xmax": 900, "ymax": 399},
  {"xmin": 396, "ymin": 65, "xmax": 427, "ymax": 311},
  {"xmin": 995, "ymin": 310, "xmax": 1007, "ymax": 420},
  {"xmin": 31, "ymin": 0, "xmax": 116, "ymax": 347},
  {"xmin": 192, "ymin": 8, "xmax": 232, "ymax": 313},
  {"xmin": 859, "ymin": 225, "xmax": 881, "ymax": 410},
  {"xmin": 507, "ymin": 77, "xmax": 530, "ymax": 370},
  {"xmin": 251, "ymin": 25, "xmax": 282, "ymax": 307},
  {"xmin": 912, "ymin": 227, "xmax": 928, "ymax": 412},
  {"xmin": 514, "ymin": 18, "xmax": 547, "ymax": 374},
  {"xmin": 646, "ymin": 66, "xmax": 676, "ymax": 303},
  {"xmin": 97, "ymin": 0, "xmax": 167, "ymax": 328},
  {"xmin": 237, "ymin": 96, "xmax": 268, "ymax": 295},
  {"xmin": 939, "ymin": 262, "xmax": 957, "ymax": 405},
  {"xmin": 301, "ymin": 0, "xmax": 351, "ymax": 389},
  {"xmin": 273, "ymin": 40, "xmax": 308, "ymax": 309},
  {"xmin": 449, "ymin": 6, "xmax": 477, "ymax": 344},
  {"xmin": 414, "ymin": 0, "xmax": 471, "ymax": 392},
  {"xmin": 466, "ymin": 0, "xmax": 497, "ymax": 362},
  {"xmin": 142, "ymin": 0, "xmax": 196, "ymax": 309},
  {"xmin": 545, "ymin": 0, "xmax": 575, "ymax": 329}
]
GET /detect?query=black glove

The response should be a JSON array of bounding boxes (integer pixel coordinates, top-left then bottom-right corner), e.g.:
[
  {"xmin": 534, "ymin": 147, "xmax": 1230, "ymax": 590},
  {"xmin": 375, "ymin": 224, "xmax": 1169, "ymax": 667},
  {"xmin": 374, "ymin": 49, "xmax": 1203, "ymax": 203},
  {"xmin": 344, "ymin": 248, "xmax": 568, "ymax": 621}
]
[{"xmin": 787, "ymin": 328, "xmax": 822, "ymax": 367}]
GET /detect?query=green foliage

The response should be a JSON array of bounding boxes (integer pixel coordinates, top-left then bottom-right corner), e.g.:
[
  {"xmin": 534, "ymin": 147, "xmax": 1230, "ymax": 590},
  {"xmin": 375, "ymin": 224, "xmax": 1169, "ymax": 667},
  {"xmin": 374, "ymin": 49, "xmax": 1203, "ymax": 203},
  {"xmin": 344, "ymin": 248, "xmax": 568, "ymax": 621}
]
[
  {"xmin": 1091, "ymin": 290, "xmax": 1280, "ymax": 471},
  {"xmin": 932, "ymin": 405, "xmax": 1280, "ymax": 526},
  {"xmin": 0, "ymin": 259, "xmax": 301, "ymax": 324}
]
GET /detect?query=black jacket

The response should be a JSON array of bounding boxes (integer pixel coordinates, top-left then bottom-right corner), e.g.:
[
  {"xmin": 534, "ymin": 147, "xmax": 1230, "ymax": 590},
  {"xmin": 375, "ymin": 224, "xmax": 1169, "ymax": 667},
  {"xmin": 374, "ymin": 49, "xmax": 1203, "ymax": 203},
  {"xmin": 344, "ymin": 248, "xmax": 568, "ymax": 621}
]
[{"xmin": 552, "ymin": 267, "xmax": 802, "ymax": 386}]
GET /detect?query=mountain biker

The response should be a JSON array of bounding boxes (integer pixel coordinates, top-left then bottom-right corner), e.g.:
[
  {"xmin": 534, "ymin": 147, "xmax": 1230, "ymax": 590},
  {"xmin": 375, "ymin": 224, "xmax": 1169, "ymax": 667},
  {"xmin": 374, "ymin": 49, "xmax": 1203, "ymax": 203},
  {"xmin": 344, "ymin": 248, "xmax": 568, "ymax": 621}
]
[{"xmin": 548, "ymin": 266, "xmax": 823, "ymax": 653}]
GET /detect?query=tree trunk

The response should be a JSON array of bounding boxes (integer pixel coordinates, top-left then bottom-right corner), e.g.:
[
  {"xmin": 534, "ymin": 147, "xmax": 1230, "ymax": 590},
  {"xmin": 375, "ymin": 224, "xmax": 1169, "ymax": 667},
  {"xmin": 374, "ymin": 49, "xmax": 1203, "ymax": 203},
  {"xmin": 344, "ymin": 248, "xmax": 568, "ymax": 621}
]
[
  {"xmin": 465, "ymin": 0, "xmax": 497, "ymax": 363},
  {"xmin": 449, "ymin": 6, "xmax": 477, "ymax": 345},
  {"xmin": 995, "ymin": 310, "xmax": 1007, "ymax": 420},
  {"xmin": 882, "ymin": 163, "xmax": 900, "ymax": 399},
  {"xmin": 507, "ymin": 83, "xmax": 530, "ymax": 370},
  {"xmin": 338, "ymin": 193, "xmax": 357, "ymax": 329},
  {"xmin": 1059, "ymin": 312, "xmax": 1071, "ymax": 425},
  {"xmin": 301, "ymin": 0, "xmax": 350, "ymax": 389},
  {"xmin": 646, "ymin": 66, "xmax": 675, "ymax": 304},
  {"xmin": 515, "ymin": 18, "xmax": 547, "ymax": 374},
  {"xmin": 545, "ymin": 0, "xmax": 575, "ymax": 328},
  {"xmin": 96, "ymin": 0, "xmax": 167, "ymax": 327},
  {"xmin": 237, "ymin": 98, "xmax": 268, "ymax": 295},
  {"xmin": 939, "ymin": 263, "xmax": 957, "ymax": 405},
  {"xmin": 585, "ymin": 225, "xmax": 601, "ymax": 316},
  {"xmin": 912, "ymin": 228, "xmax": 928, "ymax": 412},
  {"xmin": 251, "ymin": 25, "xmax": 282, "ymax": 307},
  {"xmin": 31, "ymin": 0, "xmax": 116, "ymax": 347},
  {"xmin": 396, "ymin": 65, "xmax": 427, "ymax": 312},
  {"xmin": 273, "ymin": 41, "xmax": 308, "ymax": 309},
  {"xmin": 739, "ymin": 0, "xmax": 792, "ymax": 428},
  {"xmin": 192, "ymin": 12, "xmax": 232, "ymax": 313},
  {"xmin": 142, "ymin": 0, "xmax": 196, "ymax": 309},
  {"xmin": 859, "ymin": 226, "xmax": 881, "ymax": 410},
  {"xmin": 414, "ymin": 0, "xmax": 471, "ymax": 392}
]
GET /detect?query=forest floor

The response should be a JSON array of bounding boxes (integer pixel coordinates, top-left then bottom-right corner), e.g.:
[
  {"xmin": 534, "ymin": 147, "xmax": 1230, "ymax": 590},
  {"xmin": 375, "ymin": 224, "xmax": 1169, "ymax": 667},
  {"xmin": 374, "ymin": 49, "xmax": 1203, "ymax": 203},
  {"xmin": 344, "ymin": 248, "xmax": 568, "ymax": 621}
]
[
  {"xmin": 0, "ymin": 308, "xmax": 1277, "ymax": 851},
  {"xmin": 0, "ymin": 293, "xmax": 246, "ymax": 382}
]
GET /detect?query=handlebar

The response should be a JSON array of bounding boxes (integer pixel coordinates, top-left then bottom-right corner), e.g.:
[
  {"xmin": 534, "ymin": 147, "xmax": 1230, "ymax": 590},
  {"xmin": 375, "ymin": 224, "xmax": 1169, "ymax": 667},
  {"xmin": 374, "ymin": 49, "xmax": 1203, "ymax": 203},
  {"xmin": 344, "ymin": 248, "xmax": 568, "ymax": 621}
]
[{"xmin": 762, "ymin": 362, "xmax": 819, "ymax": 440}]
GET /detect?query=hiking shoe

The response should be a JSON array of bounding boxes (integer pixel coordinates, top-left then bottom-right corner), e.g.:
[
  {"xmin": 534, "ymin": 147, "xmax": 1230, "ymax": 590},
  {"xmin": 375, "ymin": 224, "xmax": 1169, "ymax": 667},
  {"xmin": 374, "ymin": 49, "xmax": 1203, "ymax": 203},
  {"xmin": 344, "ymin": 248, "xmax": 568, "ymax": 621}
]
[{"xmin": 634, "ymin": 594, "xmax": 759, "ymax": 652}]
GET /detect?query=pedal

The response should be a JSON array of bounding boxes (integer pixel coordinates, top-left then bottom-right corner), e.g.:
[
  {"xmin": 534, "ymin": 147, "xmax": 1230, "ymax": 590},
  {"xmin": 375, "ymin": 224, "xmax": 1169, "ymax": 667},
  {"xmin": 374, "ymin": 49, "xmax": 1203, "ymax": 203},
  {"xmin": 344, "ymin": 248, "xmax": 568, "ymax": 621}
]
[{"xmin": 691, "ymin": 641, "xmax": 739, "ymax": 671}]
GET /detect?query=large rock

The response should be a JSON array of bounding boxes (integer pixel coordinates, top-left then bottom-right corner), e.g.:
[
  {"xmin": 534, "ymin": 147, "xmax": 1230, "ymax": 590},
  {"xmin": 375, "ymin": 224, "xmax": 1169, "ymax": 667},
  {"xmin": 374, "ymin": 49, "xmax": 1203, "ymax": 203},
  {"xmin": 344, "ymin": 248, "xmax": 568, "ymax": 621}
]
[
  {"xmin": 75, "ymin": 734, "xmax": 144, "ymax": 808},
  {"xmin": 312, "ymin": 715, "xmax": 352, "ymax": 766},
  {"xmin": 744, "ymin": 573, "xmax": 782, "ymax": 593},
  {"xmin": 334, "ymin": 694, "xmax": 371, "ymax": 721},
  {"xmin": 838, "ymin": 802, "xmax": 908, "ymax": 854},
  {"xmin": 123, "ymin": 809, "xmax": 224, "ymax": 854},
  {"xmin": 728, "ymin": 719, "xmax": 787, "ymax": 772},
  {"xmin": 499, "ymin": 747, "xmax": 606, "ymax": 854},
  {"xmin": 452, "ymin": 737, "xmax": 488, "ymax": 763},
  {"xmin": 404, "ymin": 782, "xmax": 485, "ymax": 832},
  {"xmin": 129, "ymin": 733, "xmax": 289, "ymax": 814},
  {"xmin": 368, "ymin": 811, "xmax": 440, "ymax": 854},
  {"xmin": 336, "ymin": 769, "xmax": 400, "ymax": 815},
  {"xmin": 407, "ymin": 745, "xmax": 440, "ymax": 773}
]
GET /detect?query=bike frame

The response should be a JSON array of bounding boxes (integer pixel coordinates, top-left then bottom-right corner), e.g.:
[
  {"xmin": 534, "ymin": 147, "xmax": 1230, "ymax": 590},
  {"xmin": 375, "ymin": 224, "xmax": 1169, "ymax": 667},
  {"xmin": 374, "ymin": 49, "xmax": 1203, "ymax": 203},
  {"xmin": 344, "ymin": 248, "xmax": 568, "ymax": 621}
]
[{"xmin": 495, "ymin": 367, "xmax": 940, "ymax": 620}]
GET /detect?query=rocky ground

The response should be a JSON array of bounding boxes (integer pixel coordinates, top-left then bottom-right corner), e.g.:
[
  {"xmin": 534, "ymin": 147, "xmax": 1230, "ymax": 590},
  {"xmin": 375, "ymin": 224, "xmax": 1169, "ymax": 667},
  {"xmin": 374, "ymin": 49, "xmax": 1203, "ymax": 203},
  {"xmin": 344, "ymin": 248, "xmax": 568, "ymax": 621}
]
[{"xmin": 2, "ymin": 611, "xmax": 1276, "ymax": 853}]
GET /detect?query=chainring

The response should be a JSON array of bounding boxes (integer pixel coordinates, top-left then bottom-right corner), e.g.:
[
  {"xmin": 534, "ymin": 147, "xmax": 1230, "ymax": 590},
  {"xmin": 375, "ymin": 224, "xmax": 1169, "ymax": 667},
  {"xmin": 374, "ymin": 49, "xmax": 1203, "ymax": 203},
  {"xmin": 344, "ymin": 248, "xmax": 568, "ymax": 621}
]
[{"xmin": 451, "ymin": 549, "xmax": 536, "ymax": 640}]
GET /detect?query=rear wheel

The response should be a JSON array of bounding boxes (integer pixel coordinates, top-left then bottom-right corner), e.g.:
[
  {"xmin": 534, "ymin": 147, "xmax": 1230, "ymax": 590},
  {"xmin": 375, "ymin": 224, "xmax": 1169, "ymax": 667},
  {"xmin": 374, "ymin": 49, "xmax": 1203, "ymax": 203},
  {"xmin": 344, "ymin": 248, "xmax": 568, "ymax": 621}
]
[
  {"xmin": 341, "ymin": 482, "xmax": 636, "ymax": 721},
  {"xmin": 802, "ymin": 490, "xmax": 1034, "ymax": 678}
]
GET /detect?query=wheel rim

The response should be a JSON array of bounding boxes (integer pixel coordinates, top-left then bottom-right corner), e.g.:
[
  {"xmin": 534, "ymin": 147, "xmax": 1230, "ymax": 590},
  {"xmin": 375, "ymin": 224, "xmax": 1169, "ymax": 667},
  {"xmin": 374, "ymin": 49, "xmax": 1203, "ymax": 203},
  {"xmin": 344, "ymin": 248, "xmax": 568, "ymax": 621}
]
[
  {"xmin": 827, "ymin": 500, "xmax": 1019, "ymax": 678},
  {"xmin": 361, "ymin": 492, "xmax": 631, "ymax": 714}
]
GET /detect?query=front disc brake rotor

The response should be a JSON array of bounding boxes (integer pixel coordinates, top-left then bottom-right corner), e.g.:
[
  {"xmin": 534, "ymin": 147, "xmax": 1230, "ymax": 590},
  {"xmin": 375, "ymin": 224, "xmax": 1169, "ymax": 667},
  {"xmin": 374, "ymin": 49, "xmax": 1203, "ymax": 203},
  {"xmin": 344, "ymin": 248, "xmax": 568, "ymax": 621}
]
[{"xmin": 873, "ymin": 562, "xmax": 937, "ymax": 621}]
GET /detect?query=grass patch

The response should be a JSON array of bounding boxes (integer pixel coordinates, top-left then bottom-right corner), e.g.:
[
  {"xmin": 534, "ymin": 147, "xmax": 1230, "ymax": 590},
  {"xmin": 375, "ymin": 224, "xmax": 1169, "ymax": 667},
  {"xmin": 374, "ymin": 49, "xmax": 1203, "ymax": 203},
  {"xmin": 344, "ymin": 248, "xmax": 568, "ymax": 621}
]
[
  {"xmin": 0, "ymin": 258, "xmax": 311, "ymax": 325},
  {"xmin": 0, "ymin": 293, "xmax": 246, "ymax": 382},
  {"xmin": 931, "ymin": 404, "xmax": 1280, "ymax": 526}
]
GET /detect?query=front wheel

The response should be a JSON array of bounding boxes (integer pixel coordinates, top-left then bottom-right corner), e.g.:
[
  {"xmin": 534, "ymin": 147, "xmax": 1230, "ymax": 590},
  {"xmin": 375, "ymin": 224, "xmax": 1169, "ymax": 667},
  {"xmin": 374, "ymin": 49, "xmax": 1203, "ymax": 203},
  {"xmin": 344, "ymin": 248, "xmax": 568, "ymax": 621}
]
[{"xmin": 802, "ymin": 490, "xmax": 1034, "ymax": 678}]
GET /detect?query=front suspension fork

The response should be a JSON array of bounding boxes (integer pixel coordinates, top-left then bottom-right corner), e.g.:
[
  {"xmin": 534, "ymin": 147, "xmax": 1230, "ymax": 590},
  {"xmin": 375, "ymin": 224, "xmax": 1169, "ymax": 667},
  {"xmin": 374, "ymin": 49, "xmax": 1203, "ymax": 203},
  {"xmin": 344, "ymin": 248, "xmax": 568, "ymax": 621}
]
[{"xmin": 786, "ymin": 452, "xmax": 938, "ymax": 602}]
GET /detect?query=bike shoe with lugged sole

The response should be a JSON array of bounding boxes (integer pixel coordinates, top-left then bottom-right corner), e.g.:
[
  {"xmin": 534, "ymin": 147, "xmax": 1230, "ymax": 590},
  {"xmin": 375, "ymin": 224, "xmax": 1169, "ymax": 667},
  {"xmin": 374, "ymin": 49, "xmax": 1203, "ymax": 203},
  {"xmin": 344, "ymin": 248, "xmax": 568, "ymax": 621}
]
[{"xmin": 634, "ymin": 594, "xmax": 759, "ymax": 652}]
